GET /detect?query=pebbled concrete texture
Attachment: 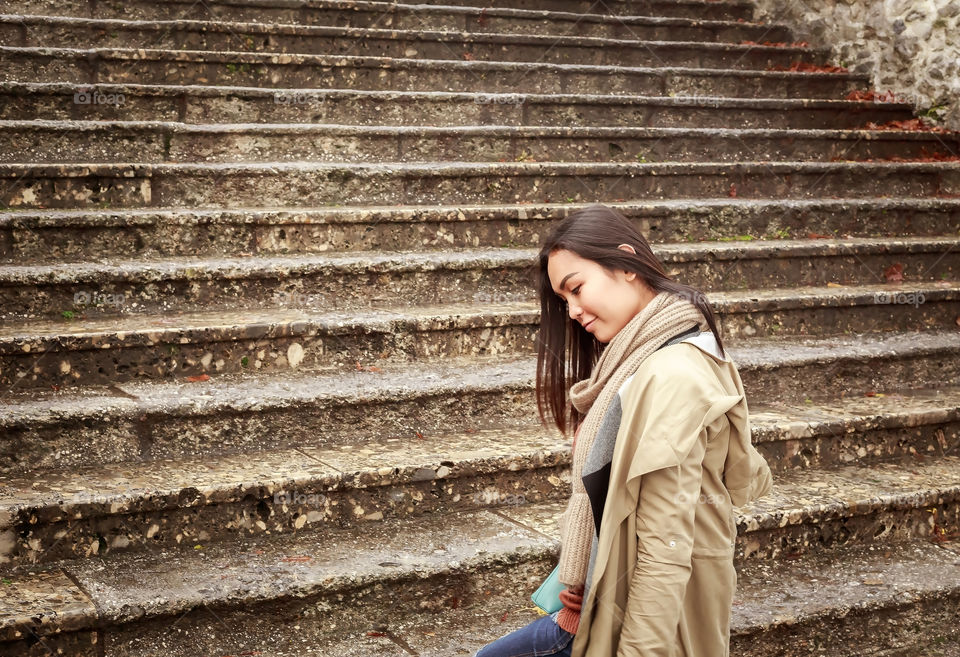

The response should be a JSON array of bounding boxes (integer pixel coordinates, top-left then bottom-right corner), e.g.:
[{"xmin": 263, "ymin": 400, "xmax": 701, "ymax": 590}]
[
  {"xmin": 6, "ymin": 0, "xmax": 758, "ymax": 29},
  {"xmin": 2, "ymin": 333, "xmax": 959, "ymax": 474},
  {"xmin": 2, "ymin": 121, "xmax": 958, "ymax": 164},
  {"xmin": 0, "ymin": 44, "xmax": 865, "ymax": 98},
  {"xmin": 0, "ymin": 81, "xmax": 916, "ymax": 127},
  {"xmin": 2, "ymin": 199, "xmax": 957, "ymax": 262},
  {"xmin": 1, "ymin": 160, "xmax": 958, "ymax": 210},
  {"xmin": 0, "ymin": 14, "xmax": 815, "ymax": 69},
  {"xmin": 2, "ymin": 504, "xmax": 958, "ymax": 657}
]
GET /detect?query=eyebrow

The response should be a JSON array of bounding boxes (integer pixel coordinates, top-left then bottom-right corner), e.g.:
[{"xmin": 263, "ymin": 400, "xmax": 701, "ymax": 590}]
[{"xmin": 555, "ymin": 272, "xmax": 579, "ymax": 296}]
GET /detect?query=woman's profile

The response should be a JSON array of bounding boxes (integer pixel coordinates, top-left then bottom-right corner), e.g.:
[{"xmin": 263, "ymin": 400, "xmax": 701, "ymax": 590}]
[{"xmin": 474, "ymin": 204, "xmax": 773, "ymax": 657}]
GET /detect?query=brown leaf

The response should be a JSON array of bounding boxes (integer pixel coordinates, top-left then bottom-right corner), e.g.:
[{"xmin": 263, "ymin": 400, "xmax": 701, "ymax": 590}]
[
  {"xmin": 807, "ymin": 232, "xmax": 831, "ymax": 239},
  {"xmin": 367, "ymin": 631, "xmax": 388, "ymax": 637},
  {"xmin": 865, "ymin": 391, "xmax": 878, "ymax": 397},
  {"xmin": 186, "ymin": 374, "xmax": 210, "ymax": 382},
  {"xmin": 956, "ymin": 315, "xmax": 960, "ymax": 327},
  {"xmin": 884, "ymin": 262, "xmax": 904, "ymax": 283},
  {"xmin": 826, "ymin": 282, "xmax": 843, "ymax": 288},
  {"xmin": 281, "ymin": 555, "xmax": 312, "ymax": 563}
]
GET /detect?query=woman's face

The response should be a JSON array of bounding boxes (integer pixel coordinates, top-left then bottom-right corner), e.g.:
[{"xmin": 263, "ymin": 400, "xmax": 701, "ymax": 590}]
[{"xmin": 547, "ymin": 246, "xmax": 656, "ymax": 344}]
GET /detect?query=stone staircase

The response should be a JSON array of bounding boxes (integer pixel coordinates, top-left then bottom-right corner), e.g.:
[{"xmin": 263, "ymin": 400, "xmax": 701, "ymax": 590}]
[{"xmin": 1, "ymin": 0, "xmax": 959, "ymax": 655}]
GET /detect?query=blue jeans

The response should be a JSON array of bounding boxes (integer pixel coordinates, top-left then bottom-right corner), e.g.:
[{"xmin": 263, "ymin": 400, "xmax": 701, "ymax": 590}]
[{"xmin": 474, "ymin": 610, "xmax": 575, "ymax": 657}]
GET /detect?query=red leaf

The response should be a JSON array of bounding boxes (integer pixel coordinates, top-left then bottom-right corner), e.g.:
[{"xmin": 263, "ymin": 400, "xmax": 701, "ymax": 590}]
[
  {"xmin": 728, "ymin": 183, "xmax": 737, "ymax": 198},
  {"xmin": 367, "ymin": 631, "xmax": 388, "ymax": 637},
  {"xmin": 884, "ymin": 263, "xmax": 904, "ymax": 283},
  {"xmin": 807, "ymin": 232, "xmax": 831, "ymax": 239},
  {"xmin": 185, "ymin": 374, "xmax": 210, "ymax": 382},
  {"xmin": 500, "ymin": 611, "xmax": 508, "ymax": 622},
  {"xmin": 281, "ymin": 555, "xmax": 312, "ymax": 563},
  {"xmin": 770, "ymin": 61, "xmax": 848, "ymax": 74},
  {"xmin": 865, "ymin": 391, "xmax": 878, "ymax": 397}
]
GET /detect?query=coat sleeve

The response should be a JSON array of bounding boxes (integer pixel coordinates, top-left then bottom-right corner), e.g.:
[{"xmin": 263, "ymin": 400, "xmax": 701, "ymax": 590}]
[{"xmin": 616, "ymin": 430, "xmax": 706, "ymax": 657}]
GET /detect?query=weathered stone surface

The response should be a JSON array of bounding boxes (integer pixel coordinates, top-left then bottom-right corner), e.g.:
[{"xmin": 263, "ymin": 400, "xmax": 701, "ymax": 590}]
[
  {"xmin": 1, "ymin": 334, "xmax": 959, "ymax": 471},
  {"xmin": 0, "ymin": 45, "xmax": 864, "ymax": 97},
  {"xmin": 0, "ymin": 82, "xmax": 914, "ymax": 128},
  {"xmin": 2, "ymin": 160, "xmax": 957, "ymax": 210},
  {"xmin": 3, "ymin": 121, "xmax": 959, "ymax": 164},
  {"xmin": 7, "ymin": 0, "xmax": 757, "ymax": 25},
  {"xmin": 2, "ymin": 199, "xmax": 957, "ymax": 261},
  {"xmin": 0, "ymin": 14, "xmax": 811, "ymax": 69},
  {"xmin": 752, "ymin": 0, "xmax": 960, "ymax": 130}
]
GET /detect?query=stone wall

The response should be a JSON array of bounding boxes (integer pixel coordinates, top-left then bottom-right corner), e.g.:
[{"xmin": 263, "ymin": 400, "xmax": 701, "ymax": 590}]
[{"xmin": 750, "ymin": 0, "xmax": 960, "ymax": 129}]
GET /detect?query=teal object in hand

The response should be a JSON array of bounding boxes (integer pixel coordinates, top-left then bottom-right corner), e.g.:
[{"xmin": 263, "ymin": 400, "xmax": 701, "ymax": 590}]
[{"xmin": 530, "ymin": 564, "xmax": 564, "ymax": 613}]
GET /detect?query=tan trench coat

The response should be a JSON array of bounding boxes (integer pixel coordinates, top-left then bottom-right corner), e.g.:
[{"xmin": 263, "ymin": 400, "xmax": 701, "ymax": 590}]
[{"xmin": 570, "ymin": 336, "xmax": 773, "ymax": 657}]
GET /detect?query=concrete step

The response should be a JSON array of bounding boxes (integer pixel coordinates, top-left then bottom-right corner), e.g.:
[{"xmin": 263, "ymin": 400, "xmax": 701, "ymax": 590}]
[
  {"xmin": 0, "ymin": 45, "xmax": 866, "ymax": 97},
  {"xmin": 3, "ymin": 331, "xmax": 959, "ymax": 471},
  {"xmin": 3, "ymin": 160, "xmax": 958, "ymax": 210},
  {"xmin": 4, "ymin": 0, "xmax": 758, "ymax": 25},
  {"xmin": 2, "ymin": 389, "xmax": 960, "ymax": 563},
  {"xmin": 1, "ymin": 82, "xmax": 915, "ymax": 127},
  {"xmin": 2, "ymin": 281, "xmax": 959, "ymax": 385},
  {"xmin": 5, "ymin": 121, "xmax": 959, "ymax": 164},
  {"xmin": 4, "ymin": 199, "xmax": 957, "ymax": 261},
  {"xmin": 404, "ymin": 0, "xmax": 756, "ymax": 18},
  {"xmin": 0, "ymin": 280, "xmax": 960, "ymax": 380},
  {"xmin": 0, "ymin": 14, "xmax": 809, "ymax": 68},
  {"xmin": 1, "ymin": 237, "xmax": 957, "ymax": 319},
  {"xmin": 2, "ymin": 508, "xmax": 958, "ymax": 656}
]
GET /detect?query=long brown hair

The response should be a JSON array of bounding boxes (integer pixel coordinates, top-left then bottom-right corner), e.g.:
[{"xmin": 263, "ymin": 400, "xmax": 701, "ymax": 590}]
[{"xmin": 533, "ymin": 204, "xmax": 725, "ymax": 437}]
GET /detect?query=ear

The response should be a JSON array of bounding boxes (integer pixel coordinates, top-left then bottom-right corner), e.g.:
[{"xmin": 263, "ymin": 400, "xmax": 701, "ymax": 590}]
[{"xmin": 617, "ymin": 243, "xmax": 637, "ymax": 281}]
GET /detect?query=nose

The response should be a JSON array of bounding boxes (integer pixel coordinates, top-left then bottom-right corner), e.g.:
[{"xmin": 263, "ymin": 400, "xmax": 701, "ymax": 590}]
[{"xmin": 567, "ymin": 299, "xmax": 582, "ymax": 321}]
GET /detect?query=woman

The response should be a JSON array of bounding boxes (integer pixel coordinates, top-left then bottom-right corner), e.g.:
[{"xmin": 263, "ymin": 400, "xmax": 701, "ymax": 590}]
[{"xmin": 475, "ymin": 204, "xmax": 772, "ymax": 657}]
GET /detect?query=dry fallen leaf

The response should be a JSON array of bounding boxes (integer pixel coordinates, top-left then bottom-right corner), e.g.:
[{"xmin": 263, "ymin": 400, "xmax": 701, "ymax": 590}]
[
  {"xmin": 281, "ymin": 555, "xmax": 312, "ymax": 563},
  {"xmin": 728, "ymin": 183, "xmax": 738, "ymax": 198},
  {"xmin": 186, "ymin": 374, "xmax": 210, "ymax": 382},
  {"xmin": 826, "ymin": 282, "xmax": 843, "ymax": 288},
  {"xmin": 884, "ymin": 262, "xmax": 904, "ymax": 283}
]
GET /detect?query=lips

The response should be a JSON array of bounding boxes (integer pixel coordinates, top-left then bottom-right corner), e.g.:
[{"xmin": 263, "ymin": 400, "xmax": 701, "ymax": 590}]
[{"xmin": 583, "ymin": 319, "xmax": 596, "ymax": 330}]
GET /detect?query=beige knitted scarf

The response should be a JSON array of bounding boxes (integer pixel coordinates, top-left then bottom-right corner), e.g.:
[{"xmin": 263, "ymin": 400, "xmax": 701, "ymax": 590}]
[{"xmin": 557, "ymin": 291, "xmax": 707, "ymax": 588}]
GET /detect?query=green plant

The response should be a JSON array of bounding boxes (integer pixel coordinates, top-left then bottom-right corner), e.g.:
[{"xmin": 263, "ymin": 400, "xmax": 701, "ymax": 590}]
[{"xmin": 61, "ymin": 310, "xmax": 75, "ymax": 319}]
